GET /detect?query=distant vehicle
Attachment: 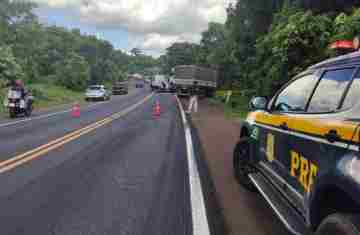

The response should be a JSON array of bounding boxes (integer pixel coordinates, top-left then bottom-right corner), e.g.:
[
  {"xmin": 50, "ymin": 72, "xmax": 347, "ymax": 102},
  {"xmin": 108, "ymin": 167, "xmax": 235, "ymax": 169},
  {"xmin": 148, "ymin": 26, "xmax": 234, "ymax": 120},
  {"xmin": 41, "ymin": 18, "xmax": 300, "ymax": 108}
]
[
  {"xmin": 4, "ymin": 86, "xmax": 33, "ymax": 118},
  {"xmin": 173, "ymin": 65, "xmax": 217, "ymax": 97},
  {"xmin": 135, "ymin": 82, "xmax": 144, "ymax": 88},
  {"xmin": 112, "ymin": 82, "xmax": 128, "ymax": 95},
  {"xmin": 151, "ymin": 75, "xmax": 169, "ymax": 92},
  {"xmin": 85, "ymin": 85, "xmax": 111, "ymax": 101},
  {"xmin": 234, "ymin": 49, "xmax": 360, "ymax": 235}
]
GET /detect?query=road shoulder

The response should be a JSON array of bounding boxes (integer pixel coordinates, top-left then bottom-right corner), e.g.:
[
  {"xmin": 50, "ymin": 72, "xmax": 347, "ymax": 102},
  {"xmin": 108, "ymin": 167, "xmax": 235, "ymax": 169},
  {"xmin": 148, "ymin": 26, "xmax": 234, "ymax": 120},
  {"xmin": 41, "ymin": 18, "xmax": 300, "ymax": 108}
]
[
  {"xmin": 183, "ymin": 98, "xmax": 289, "ymax": 235},
  {"xmin": 188, "ymin": 114, "xmax": 229, "ymax": 235}
]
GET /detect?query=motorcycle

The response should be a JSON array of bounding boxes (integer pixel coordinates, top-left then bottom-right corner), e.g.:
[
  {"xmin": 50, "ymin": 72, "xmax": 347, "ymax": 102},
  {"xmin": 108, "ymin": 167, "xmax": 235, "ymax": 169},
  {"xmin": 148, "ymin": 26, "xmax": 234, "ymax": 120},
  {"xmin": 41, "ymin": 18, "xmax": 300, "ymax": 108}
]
[{"xmin": 3, "ymin": 88, "xmax": 34, "ymax": 118}]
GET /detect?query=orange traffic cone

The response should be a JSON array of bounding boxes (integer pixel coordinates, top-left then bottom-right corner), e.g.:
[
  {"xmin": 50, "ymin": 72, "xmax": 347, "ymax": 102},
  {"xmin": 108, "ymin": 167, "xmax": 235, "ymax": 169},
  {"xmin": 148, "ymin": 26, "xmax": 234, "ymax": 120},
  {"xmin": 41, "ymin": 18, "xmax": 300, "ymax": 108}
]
[
  {"xmin": 72, "ymin": 103, "xmax": 81, "ymax": 118},
  {"xmin": 153, "ymin": 101, "xmax": 161, "ymax": 118}
]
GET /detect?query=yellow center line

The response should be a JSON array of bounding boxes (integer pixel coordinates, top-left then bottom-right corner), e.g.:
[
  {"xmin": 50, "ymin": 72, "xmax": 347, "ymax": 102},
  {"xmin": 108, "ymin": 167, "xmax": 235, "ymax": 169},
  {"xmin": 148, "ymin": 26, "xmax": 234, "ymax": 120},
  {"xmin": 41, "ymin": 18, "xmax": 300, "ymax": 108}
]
[
  {"xmin": 0, "ymin": 93, "xmax": 154, "ymax": 174},
  {"xmin": 0, "ymin": 119, "xmax": 112, "ymax": 174},
  {"xmin": 0, "ymin": 118, "xmax": 111, "ymax": 169}
]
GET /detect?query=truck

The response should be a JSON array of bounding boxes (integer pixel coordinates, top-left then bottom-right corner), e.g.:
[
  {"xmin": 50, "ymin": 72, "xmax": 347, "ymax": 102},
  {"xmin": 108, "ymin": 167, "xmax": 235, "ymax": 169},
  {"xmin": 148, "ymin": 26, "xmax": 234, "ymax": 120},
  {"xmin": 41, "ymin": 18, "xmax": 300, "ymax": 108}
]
[
  {"xmin": 173, "ymin": 65, "xmax": 217, "ymax": 97},
  {"xmin": 112, "ymin": 81, "xmax": 128, "ymax": 95}
]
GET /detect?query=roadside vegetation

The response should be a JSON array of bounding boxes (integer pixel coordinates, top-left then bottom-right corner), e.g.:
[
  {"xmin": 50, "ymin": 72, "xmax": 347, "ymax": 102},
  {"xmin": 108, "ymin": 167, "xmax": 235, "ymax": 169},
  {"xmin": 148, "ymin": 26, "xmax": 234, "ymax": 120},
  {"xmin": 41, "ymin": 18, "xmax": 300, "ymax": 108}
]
[
  {"xmin": 2, "ymin": 0, "xmax": 360, "ymax": 119},
  {"xmin": 0, "ymin": 0, "xmax": 159, "ymax": 116},
  {"xmin": 159, "ymin": 0, "xmax": 360, "ymax": 118},
  {"xmin": 0, "ymin": 83, "xmax": 85, "ymax": 117},
  {"xmin": 210, "ymin": 91, "xmax": 249, "ymax": 120}
]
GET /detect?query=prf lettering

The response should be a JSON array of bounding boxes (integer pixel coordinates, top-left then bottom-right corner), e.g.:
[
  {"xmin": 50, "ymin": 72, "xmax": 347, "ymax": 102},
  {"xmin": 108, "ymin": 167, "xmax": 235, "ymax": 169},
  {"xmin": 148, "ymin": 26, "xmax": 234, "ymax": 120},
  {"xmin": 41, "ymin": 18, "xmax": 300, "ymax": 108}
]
[{"xmin": 290, "ymin": 151, "xmax": 318, "ymax": 193}]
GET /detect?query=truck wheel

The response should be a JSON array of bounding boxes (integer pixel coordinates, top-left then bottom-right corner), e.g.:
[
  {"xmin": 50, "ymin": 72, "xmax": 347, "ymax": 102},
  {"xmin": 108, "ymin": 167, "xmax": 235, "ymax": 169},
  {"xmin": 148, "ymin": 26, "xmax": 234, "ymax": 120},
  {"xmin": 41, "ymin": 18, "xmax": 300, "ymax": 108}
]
[
  {"xmin": 233, "ymin": 137, "xmax": 257, "ymax": 192},
  {"xmin": 316, "ymin": 214, "xmax": 360, "ymax": 235}
]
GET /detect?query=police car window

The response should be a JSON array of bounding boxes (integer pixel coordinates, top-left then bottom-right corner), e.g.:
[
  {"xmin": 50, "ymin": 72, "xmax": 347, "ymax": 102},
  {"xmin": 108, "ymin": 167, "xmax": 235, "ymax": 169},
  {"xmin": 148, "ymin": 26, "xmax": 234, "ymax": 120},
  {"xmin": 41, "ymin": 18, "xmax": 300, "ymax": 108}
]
[
  {"xmin": 308, "ymin": 68, "xmax": 354, "ymax": 113},
  {"xmin": 273, "ymin": 75, "xmax": 318, "ymax": 112},
  {"xmin": 342, "ymin": 76, "xmax": 360, "ymax": 109}
]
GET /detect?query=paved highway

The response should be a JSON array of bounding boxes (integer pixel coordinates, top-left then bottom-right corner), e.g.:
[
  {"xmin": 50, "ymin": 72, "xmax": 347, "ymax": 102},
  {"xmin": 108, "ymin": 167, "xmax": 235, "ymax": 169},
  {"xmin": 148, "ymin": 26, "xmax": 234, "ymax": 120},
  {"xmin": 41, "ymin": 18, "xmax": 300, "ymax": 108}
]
[{"xmin": 0, "ymin": 87, "xmax": 206, "ymax": 235}]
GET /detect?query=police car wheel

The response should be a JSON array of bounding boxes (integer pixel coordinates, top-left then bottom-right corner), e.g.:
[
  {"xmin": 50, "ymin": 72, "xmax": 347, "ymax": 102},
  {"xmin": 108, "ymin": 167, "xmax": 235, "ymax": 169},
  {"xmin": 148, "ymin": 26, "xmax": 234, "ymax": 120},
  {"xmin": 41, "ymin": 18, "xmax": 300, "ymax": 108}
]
[
  {"xmin": 316, "ymin": 214, "xmax": 360, "ymax": 235},
  {"xmin": 233, "ymin": 137, "xmax": 257, "ymax": 192}
]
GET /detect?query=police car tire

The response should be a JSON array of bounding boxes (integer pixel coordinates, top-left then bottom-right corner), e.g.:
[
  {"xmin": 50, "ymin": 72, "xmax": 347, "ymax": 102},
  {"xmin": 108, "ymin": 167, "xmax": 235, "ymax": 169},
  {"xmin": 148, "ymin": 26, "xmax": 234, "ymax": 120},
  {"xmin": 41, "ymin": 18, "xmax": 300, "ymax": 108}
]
[
  {"xmin": 316, "ymin": 214, "xmax": 360, "ymax": 235},
  {"xmin": 233, "ymin": 137, "xmax": 257, "ymax": 192}
]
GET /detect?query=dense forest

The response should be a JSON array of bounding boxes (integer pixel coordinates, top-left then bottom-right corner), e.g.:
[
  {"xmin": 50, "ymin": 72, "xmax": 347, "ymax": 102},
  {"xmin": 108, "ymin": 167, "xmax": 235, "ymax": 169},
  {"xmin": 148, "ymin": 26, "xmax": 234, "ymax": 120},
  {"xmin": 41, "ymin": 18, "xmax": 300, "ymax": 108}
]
[
  {"xmin": 0, "ymin": 0, "xmax": 158, "ymax": 91},
  {"xmin": 2, "ymin": 0, "xmax": 360, "ymax": 97},
  {"xmin": 160, "ymin": 0, "xmax": 360, "ymax": 97}
]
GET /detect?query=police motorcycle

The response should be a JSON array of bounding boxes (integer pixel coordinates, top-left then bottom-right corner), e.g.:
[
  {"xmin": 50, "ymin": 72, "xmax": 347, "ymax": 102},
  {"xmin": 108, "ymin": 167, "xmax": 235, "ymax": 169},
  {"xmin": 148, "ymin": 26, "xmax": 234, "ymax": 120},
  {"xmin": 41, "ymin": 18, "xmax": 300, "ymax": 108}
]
[{"xmin": 3, "ymin": 86, "xmax": 34, "ymax": 118}]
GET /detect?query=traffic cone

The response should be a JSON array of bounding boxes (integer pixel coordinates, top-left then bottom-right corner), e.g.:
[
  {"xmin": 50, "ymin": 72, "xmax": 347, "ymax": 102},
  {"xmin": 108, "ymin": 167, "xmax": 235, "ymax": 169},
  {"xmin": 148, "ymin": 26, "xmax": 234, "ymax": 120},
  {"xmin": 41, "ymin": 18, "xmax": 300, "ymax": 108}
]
[
  {"xmin": 153, "ymin": 101, "xmax": 161, "ymax": 118},
  {"xmin": 72, "ymin": 103, "xmax": 81, "ymax": 118}
]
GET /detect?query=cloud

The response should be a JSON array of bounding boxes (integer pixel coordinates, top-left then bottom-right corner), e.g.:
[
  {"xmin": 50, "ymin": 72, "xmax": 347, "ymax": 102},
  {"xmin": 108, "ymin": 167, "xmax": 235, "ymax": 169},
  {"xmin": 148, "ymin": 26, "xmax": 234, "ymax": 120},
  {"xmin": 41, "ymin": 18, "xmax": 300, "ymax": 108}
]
[
  {"xmin": 32, "ymin": 0, "xmax": 81, "ymax": 8},
  {"xmin": 30, "ymin": 0, "xmax": 234, "ymax": 54}
]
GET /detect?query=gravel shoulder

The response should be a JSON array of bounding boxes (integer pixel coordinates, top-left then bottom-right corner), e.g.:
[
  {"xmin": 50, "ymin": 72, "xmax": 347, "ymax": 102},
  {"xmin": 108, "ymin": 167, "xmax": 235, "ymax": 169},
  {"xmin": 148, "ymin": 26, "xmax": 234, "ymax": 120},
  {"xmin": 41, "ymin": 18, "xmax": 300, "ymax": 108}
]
[{"xmin": 182, "ymin": 97, "xmax": 290, "ymax": 235}]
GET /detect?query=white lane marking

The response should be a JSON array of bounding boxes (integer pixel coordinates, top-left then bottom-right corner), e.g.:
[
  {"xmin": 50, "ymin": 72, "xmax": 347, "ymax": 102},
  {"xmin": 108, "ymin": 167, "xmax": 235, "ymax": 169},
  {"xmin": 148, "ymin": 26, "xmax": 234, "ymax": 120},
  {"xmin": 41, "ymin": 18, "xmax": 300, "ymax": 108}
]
[
  {"xmin": 175, "ymin": 95, "xmax": 210, "ymax": 235},
  {"xmin": 0, "ymin": 89, "xmax": 143, "ymax": 128},
  {"xmin": 0, "ymin": 101, "xmax": 108, "ymax": 128}
]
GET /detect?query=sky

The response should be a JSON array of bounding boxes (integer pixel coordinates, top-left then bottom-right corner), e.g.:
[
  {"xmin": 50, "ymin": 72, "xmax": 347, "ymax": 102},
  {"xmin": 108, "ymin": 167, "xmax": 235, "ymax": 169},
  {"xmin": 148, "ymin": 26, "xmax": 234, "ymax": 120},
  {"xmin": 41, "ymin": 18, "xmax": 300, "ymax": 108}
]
[{"xmin": 31, "ymin": 0, "xmax": 234, "ymax": 57}]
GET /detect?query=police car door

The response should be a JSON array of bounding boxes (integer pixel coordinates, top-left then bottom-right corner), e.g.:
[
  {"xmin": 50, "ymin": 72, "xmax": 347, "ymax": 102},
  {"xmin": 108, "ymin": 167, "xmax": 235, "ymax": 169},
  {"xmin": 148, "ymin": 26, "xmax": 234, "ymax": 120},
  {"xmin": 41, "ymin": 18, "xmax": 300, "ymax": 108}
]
[
  {"xmin": 287, "ymin": 68, "xmax": 357, "ymax": 206},
  {"xmin": 256, "ymin": 74, "xmax": 320, "ymax": 214}
]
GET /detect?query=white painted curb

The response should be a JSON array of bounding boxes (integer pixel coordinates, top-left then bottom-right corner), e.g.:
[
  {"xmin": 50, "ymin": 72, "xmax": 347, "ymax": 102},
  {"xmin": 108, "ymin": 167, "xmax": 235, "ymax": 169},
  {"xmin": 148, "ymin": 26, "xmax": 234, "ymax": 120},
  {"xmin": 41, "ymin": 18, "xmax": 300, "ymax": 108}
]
[{"xmin": 175, "ymin": 95, "xmax": 210, "ymax": 235}]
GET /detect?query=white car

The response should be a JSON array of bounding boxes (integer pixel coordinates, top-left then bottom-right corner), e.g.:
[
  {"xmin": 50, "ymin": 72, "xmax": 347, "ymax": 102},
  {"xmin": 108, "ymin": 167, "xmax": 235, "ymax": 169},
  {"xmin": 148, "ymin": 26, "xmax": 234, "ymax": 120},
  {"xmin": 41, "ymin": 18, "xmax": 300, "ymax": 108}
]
[{"xmin": 85, "ymin": 85, "xmax": 111, "ymax": 101}]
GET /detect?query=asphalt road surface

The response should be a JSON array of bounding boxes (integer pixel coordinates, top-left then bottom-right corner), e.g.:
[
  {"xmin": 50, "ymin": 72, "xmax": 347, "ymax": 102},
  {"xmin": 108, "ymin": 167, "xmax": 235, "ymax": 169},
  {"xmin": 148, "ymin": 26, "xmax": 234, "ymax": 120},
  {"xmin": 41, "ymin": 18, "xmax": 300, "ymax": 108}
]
[{"xmin": 0, "ymin": 87, "xmax": 200, "ymax": 235}]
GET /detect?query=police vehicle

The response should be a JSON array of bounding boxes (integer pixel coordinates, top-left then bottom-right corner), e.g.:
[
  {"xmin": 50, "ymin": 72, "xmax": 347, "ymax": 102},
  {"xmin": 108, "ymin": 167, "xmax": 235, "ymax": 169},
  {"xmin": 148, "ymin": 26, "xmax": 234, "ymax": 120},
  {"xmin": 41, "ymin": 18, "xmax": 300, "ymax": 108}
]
[{"xmin": 234, "ymin": 37, "xmax": 360, "ymax": 235}]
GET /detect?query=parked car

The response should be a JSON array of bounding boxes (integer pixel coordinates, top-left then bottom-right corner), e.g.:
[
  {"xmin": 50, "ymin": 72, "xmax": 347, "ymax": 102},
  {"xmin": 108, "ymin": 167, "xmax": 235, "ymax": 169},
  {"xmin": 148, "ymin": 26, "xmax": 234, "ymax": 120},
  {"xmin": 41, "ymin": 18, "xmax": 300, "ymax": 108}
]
[
  {"xmin": 85, "ymin": 85, "xmax": 110, "ymax": 101},
  {"xmin": 234, "ymin": 50, "xmax": 360, "ymax": 235},
  {"xmin": 135, "ymin": 83, "xmax": 144, "ymax": 88},
  {"xmin": 112, "ymin": 82, "xmax": 128, "ymax": 95}
]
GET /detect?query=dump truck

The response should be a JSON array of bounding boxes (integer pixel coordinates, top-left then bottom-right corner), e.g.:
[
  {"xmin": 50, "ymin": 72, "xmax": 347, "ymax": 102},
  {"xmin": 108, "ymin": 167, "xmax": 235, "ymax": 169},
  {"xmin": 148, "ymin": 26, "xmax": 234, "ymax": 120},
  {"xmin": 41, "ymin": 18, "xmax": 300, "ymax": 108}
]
[{"xmin": 173, "ymin": 65, "xmax": 217, "ymax": 97}]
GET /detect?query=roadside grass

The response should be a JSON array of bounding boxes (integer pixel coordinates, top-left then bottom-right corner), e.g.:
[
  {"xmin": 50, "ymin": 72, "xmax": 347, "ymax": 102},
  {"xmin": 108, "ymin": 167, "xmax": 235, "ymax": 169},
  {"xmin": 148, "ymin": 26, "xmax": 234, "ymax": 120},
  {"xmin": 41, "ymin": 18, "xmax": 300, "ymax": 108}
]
[
  {"xmin": 0, "ymin": 84, "xmax": 85, "ymax": 117},
  {"xmin": 29, "ymin": 84, "xmax": 85, "ymax": 109},
  {"xmin": 208, "ymin": 91, "xmax": 249, "ymax": 121},
  {"xmin": 0, "ymin": 88, "xmax": 5, "ymax": 116}
]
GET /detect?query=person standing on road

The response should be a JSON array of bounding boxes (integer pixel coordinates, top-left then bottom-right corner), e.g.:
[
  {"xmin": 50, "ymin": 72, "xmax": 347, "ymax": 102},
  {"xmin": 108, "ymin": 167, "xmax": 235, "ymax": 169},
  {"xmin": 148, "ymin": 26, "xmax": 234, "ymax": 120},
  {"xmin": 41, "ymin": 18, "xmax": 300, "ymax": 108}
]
[
  {"xmin": 161, "ymin": 81, "xmax": 167, "ymax": 90},
  {"xmin": 187, "ymin": 81, "xmax": 199, "ymax": 114}
]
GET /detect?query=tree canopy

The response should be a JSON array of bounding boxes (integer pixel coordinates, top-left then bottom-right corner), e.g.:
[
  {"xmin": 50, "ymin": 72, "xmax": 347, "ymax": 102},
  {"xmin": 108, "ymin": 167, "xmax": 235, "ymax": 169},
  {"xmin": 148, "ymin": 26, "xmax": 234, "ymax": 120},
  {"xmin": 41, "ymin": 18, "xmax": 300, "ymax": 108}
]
[
  {"xmin": 0, "ymin": 0, "xmax": 159, "ymax": 90},
  {"xmin": 162, "ymin": 0, "xmax": 360, "ymax": 96}
]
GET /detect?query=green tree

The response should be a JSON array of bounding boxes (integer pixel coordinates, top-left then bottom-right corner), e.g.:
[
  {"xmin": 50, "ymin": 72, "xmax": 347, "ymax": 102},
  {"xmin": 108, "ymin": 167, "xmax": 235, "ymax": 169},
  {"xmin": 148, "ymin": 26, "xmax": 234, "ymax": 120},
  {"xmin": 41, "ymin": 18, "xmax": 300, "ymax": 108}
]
[
  {"xmin": 0, "ymin": 46, "xmax": 24, "ymax": 82},
  {"xmin": 0, "ymin": 0, "xmax": 36, "ymax": 45},
  {"xmin": 0, "ymin": 0, "xmax": 159, "ymax": 91},
  {"xmin": 55, "ymin": 52, "xmax": 90, "ymax": 90},
  {"xmin": 253, "ymin": 6, "xmax": 333, "ymax": 95},
  {"xmin": 198, "ymin": 22, "xmax": 227, "ymax": 65},
  {"xmin": 332, "ymin": 8, "xmax": 360, "ymax": 41},
  {"xmin": 164, "ymin": 42, "xmax": 198, "ymax": 73}
]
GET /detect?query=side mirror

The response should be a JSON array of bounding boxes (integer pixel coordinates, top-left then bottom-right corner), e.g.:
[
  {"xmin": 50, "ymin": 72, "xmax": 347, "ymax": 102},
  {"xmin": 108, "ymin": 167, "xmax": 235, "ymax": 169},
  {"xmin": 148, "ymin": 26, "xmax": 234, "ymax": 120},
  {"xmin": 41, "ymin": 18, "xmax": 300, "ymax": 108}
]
[{"xmin": 249, "ymin": 97, "xmax": 268, "ymax": 111}]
